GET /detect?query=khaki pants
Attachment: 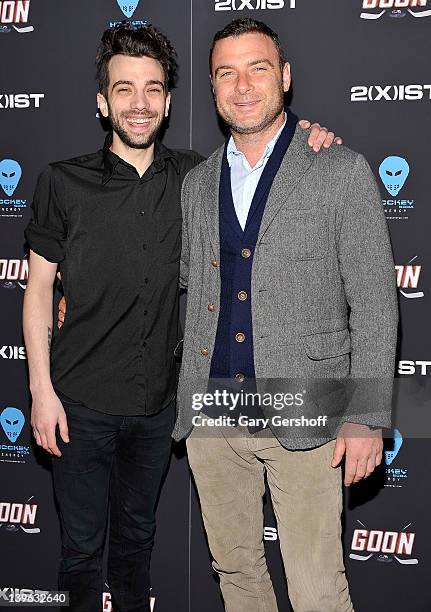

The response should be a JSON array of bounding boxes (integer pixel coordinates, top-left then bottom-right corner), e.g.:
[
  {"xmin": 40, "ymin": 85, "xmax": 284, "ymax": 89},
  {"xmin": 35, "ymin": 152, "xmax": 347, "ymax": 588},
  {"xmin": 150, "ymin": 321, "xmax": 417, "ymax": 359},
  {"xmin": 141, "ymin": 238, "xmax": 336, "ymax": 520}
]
[{"xmin": 187, "ymin": 426, "xmax": 354, "ymax": 612}]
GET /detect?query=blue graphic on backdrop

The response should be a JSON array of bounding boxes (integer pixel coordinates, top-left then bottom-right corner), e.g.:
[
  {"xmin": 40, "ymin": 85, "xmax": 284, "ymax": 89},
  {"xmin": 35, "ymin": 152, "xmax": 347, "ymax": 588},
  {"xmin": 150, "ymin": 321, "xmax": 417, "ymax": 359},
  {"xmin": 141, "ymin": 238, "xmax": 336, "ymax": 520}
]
[
  {"xmin": 117, "ymin": 1, "xmax": 140, "ymax": 18},
  {"xmin": 379, "ymin": 157, "xmax": 410, "ymax": 197},
  {"xmin": 385, "ymin": 429, "xmax": 403, "ymax": 466},
  {"xmin": 0, "ymin": 159, "xmax": 22, "ymax": 196},
  {"xmin": 0, "ymin": 407, "xmax": 25, "ymax": 442}
]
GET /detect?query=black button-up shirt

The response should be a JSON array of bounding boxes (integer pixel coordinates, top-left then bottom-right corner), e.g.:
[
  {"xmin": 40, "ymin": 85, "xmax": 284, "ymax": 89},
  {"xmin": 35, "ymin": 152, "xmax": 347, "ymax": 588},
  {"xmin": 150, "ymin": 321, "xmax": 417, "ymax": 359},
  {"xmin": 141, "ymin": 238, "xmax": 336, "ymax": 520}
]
[{"xmin": 25, "ymin": 134, "xmax": 203, "ymax": 415}]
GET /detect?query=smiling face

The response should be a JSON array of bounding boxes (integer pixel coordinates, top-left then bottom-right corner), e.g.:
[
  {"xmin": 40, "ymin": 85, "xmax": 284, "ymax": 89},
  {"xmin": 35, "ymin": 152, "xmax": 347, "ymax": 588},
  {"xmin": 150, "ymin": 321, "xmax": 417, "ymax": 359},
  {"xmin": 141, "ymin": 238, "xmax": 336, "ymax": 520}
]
[
  {"xmin": 97, "ymin": 54, "xmax": 171, "ymax": 149},
  {"xmin": 211, "ymin": 32, "xmax": 290, "ymax": 136}
]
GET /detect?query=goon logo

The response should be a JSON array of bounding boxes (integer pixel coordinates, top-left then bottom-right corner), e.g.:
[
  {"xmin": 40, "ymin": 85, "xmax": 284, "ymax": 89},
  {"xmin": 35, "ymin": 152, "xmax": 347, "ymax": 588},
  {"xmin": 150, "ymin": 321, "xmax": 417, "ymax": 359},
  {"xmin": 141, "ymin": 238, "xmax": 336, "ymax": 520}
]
[
  {"xmin": 350, "ymin": 519, "xmax": 418, "ymax": 565},
  {"xmin": 0, "ymin": 257, "xmax": 28, "ymax": 289},
  {"xmin": 0, "ymin": 497, "xmax": 40, "ymax": 534},
  {"xmin": 215, "ymin": 0, "xmax": 291, "ymax": 10},
  {"xmin": 378, "ymin": 156, "xmax": 414, "ymax": 220},
  {"xmin": 0, "ymin": 0, "xmax": 34, "ymax": 34},
  {"xmin": 360, "ymin": 0, "xmax": 431, "ymax": 19},
  {"xmin": 395, "ymin": 256, "xmax": 424, "ymax": 299}
]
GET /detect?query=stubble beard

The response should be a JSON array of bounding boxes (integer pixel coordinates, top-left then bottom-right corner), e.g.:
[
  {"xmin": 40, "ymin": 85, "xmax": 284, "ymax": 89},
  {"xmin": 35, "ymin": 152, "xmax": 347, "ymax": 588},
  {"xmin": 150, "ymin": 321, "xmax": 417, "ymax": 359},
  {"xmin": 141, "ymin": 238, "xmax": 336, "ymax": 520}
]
[
  {"xmin": 108, "ymin": 102, "xmax": 162, "ymax": 150},
  {"xmin": 218, "ymin": 85, "xmax": 285, "ymax": 136}
]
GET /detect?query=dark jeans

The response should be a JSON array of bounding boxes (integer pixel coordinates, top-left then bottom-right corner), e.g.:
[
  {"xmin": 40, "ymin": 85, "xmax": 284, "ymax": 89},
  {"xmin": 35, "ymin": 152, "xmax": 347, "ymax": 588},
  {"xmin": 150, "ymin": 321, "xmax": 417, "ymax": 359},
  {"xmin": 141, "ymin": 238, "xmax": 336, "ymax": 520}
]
[{"xmin": 52, "ymin": 394, "xmax": 175, "ymax": 612}]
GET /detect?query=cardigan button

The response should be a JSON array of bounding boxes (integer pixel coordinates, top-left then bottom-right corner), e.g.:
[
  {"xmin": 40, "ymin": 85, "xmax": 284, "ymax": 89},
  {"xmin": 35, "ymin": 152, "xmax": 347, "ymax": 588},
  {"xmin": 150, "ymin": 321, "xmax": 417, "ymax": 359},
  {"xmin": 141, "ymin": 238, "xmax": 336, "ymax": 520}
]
[
  {"xmin": 200, "ymin": 347, "xmax": 209, "ymax": 356},
  {"xmin": 234, "ymin": 372, "xmax": 245, "ymax": 382},
  {"xmin": 235, "ymin": 332, "xmax": 246, "ymax": 343},
  {"xmin": 211, "ymin": 259, "xmax": 218, "ymax": 268},
  {"xmin": 237, "ymin": 291, "xmax": 248, "ymax": 301},
  {"xmin": 241, "ymin": 248, "xmax": 251, "ymax": 258},
  {"xmin": 207, "ymin": 303, "xmax": 215, "ymax": 312}
]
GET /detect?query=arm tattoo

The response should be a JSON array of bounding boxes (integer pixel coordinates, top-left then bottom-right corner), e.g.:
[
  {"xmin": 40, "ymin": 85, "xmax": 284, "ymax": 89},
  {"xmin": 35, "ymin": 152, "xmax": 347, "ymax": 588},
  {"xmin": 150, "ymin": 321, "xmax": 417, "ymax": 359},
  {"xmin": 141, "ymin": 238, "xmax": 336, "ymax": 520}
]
[{"xmin": 48, "ymin": 326, "xmax": 52, "ymax": 352}]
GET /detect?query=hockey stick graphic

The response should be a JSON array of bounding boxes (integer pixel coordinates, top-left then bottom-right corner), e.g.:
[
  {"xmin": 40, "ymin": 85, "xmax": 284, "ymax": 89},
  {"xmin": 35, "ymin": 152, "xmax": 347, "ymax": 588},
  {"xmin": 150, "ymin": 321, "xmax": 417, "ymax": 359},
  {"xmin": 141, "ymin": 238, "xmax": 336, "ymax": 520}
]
[
  {"xmin": 394, "ymin": 555, "xmax": 419, "ymax": 565},
  {"xmin": 349, "ymin": 553, "xmax": 374, "ymax": 562},
  {"xmin": 400, "ymin": 290, "xmax": 424, "ymax": 299},
  {"xmin": 19, "ymin": 496, "xmax": 41, "ymax": 533},
  {"xmin": 408, "ymin": 8, "xmax": 431, "ymax": 17},
  {"xmin": 360, "ymin": 10, "xmax": 386, "ymax": 19},
  {"xmin": 13, "ymin": 25, "xmax": 34, "ymax": 33},
  {"xmin": 20, "ymin": 524, "xmax": 41, "ymax": 533}
]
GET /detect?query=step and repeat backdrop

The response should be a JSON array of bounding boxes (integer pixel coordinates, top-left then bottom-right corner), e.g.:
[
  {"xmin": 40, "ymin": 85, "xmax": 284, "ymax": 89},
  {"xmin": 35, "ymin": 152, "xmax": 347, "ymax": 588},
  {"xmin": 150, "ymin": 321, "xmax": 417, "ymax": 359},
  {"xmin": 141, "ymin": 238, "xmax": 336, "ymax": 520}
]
[{"xmin": 1, "ymin": 1, "xmax": 430, "ymax": 610}]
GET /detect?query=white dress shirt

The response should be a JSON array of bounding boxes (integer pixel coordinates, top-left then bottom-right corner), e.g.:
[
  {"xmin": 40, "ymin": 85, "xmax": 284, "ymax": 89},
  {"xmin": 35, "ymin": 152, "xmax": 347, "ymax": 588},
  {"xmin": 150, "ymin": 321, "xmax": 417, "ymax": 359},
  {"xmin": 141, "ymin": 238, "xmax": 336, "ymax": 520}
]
[{"xmin": 226, "ymin": 113, "xmax": 287, "ymax": 230}]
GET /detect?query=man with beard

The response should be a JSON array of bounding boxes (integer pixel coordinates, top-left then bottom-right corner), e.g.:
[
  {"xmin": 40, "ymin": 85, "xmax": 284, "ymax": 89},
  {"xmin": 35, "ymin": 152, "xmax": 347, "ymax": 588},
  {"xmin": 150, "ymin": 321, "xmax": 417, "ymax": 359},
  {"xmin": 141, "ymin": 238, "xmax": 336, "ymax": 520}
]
[
  {"xmin": 174, "ymin": 18, "xmax": 398, "ymax": 612},
  {"xmin": 23, "ymin": 23, "xmax": 339, "ymax": 612}
]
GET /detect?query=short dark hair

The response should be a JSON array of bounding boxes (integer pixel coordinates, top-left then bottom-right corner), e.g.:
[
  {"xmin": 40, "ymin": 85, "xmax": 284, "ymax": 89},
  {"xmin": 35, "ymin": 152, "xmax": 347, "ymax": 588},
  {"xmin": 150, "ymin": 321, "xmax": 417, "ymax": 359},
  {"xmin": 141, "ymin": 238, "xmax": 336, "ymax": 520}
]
[
  {"xmin": 209, "ymin": 18, "xmax": 286, "ymax": 75},
  {"xmin": 96, "ymin": 22, "xmax": 177, "ymax": 98}
]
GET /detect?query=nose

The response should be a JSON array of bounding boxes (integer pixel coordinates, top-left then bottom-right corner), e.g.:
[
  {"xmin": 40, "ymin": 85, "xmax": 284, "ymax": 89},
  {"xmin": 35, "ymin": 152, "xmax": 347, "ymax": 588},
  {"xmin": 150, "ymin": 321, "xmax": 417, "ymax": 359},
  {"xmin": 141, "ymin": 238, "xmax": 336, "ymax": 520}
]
[
  {"xmin": 235, "ymin": 71, "xmax": 253, "ymax": 95},
  {"xmin": 130, "ymin": 90, "xmax": 150, "ymax": 111}
]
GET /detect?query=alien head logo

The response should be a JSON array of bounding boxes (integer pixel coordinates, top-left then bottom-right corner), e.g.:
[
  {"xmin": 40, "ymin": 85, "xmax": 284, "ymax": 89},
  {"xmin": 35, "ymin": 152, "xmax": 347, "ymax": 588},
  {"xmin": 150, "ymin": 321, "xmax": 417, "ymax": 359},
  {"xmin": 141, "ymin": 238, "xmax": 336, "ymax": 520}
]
[
  {"xmin": 379, "ymin": 156, "xmax": 410, "ymax": 197},
  {"xmin": 0, "ymin": 407, "xmax": 25, "ymax": 443},
  {"xmin": 0, "ymin": 159, "xmax": 22, "ymax": 196},
  {"xmin": 385, "ymin": 429, "xmax": 403, "ymax": 465},
  {"xmin": 116, "ymin": 1, "xmax": 140, "ymax": 18}
]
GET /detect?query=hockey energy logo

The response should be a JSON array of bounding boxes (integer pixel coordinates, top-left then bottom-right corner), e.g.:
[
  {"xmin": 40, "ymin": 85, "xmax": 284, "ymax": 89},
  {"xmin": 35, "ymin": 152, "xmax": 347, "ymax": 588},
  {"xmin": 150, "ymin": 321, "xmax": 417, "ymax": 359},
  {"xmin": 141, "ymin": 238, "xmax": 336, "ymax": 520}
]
[{"xmin": 360, "ymin": 0, "xmax": 431, "ymax": 19}]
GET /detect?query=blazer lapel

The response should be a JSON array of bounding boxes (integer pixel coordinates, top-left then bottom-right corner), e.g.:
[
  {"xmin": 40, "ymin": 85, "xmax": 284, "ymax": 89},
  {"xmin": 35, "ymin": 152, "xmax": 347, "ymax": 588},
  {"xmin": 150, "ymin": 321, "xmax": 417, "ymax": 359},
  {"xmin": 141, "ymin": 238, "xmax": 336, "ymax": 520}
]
[
  {"xmin": 201, "ymin": 145, "xmax": 224, "ymax": 260},
  {"xmin": 257, "ymin": 127, "xmax": 315, "ymax": 244}
]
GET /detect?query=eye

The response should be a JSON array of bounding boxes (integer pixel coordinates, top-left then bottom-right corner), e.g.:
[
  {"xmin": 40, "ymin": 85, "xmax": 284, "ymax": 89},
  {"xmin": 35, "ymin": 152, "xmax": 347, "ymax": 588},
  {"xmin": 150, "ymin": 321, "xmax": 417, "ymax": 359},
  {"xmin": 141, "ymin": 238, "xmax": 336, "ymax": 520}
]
[
  {"xmin": 1, "ymin": 172, "xmax": 6, "ymax": 177},
  {"xmin": 220, "ymin": 71, "xmax": 233, "ymax": 78},
  {"xmin": 395, "ymin": 170, "xmax": 402, "ymax": 176},
  {"xmin": 148, "ymin": 88, "xmax": 162, "ymax": 94},
  {"xmin": 386, "ymin": 170, "xmax": 393, "ymax": 176},
  {"xmin": 253, "ymin": 66, "xmax": 267, "ymax": 72},
  {"xmin": 10, "ymin": 172, "xmax": 15, "ymax": 177}
]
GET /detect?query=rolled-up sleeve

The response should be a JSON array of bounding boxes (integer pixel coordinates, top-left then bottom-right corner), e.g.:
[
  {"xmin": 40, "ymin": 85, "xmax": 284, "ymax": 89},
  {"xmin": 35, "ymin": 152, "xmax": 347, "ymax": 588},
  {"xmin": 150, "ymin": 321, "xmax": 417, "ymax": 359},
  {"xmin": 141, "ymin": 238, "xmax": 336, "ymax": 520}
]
[{"xmin": 25, "ymin": 166, "xmax": 67, "ymax": 263}]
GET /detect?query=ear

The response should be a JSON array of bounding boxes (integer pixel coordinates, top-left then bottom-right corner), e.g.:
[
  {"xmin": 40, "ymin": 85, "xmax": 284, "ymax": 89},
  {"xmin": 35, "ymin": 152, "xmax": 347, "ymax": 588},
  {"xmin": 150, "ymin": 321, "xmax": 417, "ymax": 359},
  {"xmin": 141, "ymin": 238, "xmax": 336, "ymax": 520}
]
[
  {"xmin": 282, "ymin": 62, "xmax": 291, "ymax": 94},
  {"xmin": 97, "ymin": 92, "xmax": 109, "ymax": 118},
  {"xmin": 210, "ymin": 76, "xmax": 216, "ymax": 100},
  {"xmin": 164, "ymin": 91, "xmax": 171, "ymax": 118}
]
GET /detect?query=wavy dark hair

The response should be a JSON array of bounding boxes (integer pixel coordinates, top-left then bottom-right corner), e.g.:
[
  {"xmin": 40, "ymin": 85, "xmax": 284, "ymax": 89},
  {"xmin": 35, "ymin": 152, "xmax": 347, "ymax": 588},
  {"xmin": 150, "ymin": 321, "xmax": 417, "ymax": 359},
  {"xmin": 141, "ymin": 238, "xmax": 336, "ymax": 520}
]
[
  {"xmin": 209, "ymin": 18, "xmax": 286, "ymax": 75},
  {"xmin": 96, "ymin": 22, "xmax": 178, "ymax": 97}
]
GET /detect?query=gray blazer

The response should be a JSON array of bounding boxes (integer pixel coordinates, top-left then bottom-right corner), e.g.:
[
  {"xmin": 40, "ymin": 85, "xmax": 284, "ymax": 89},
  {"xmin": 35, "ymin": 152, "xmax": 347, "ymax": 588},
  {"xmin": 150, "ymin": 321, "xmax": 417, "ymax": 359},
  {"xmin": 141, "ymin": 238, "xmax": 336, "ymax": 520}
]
[{"xmin": 173, "ymin": 126, "xmax": 398, "ymax": 449}]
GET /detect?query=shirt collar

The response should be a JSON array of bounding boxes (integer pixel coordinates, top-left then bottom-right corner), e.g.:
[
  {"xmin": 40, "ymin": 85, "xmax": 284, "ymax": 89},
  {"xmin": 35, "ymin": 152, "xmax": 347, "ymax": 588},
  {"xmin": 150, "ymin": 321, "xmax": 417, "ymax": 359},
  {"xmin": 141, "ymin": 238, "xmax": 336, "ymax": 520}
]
[
  {"xmin": 102, "ymin": 132, "xmax": 179, "ymax": 185},
  {"xmin": 226, "ymin": 111, "xmax": 287, "ymax": 169}
]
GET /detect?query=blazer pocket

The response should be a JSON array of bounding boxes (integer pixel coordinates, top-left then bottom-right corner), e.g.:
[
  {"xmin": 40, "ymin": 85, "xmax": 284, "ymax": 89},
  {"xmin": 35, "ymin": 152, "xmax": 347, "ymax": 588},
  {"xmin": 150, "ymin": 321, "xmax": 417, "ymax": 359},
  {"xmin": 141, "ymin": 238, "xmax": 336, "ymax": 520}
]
[{"xmin": 301, "ymin": 328, "xmax": 351, "ymax": 360}]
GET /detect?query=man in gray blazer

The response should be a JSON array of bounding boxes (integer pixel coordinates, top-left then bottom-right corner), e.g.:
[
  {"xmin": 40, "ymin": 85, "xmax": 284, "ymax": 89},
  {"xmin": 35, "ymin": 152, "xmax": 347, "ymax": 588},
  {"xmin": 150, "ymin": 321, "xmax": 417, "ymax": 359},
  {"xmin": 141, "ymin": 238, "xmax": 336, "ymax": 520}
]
[{"xmin": 174, "ymin": 17, "xmax": 398, "ymax": 612}]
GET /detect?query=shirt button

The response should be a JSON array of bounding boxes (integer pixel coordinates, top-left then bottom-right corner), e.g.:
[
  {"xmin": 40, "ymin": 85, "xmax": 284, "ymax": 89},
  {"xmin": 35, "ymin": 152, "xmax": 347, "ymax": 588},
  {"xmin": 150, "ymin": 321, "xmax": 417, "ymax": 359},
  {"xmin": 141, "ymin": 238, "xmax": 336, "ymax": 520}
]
[
  {"xmin": 234, "ymin": 372, "xmax": 245, "ymax": 383},
  {"xmin": 241, "ymin": 248, "xmax": 251, "ymax": 258},
  {"xmin": 140, "ymin": 211, "xmax": 145, "ymax": 216},
  {"xmin": 235, "ymin": 332, "xmax": 246, "ymax": 343},
  {"xmin": 207, "ymin": 303, "xmax": 215, "ymax": 312},
  {"xmin": 200, "ymin": 347, "xmax": 209, "ymax": 356},
  {"xmin": 211, "ymin": 259, "xmax": 218, "ymax": 268},
  {"xmin": 237, "ymin": 291, "xmax": 248, "ymax": 301}
]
